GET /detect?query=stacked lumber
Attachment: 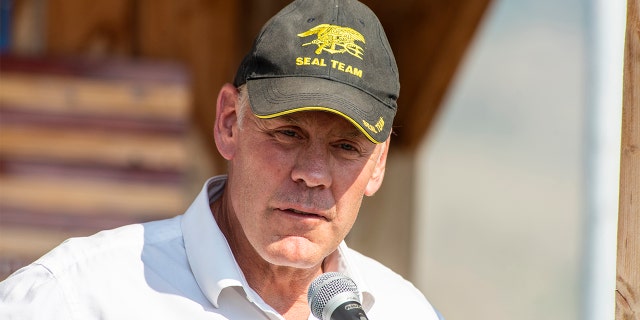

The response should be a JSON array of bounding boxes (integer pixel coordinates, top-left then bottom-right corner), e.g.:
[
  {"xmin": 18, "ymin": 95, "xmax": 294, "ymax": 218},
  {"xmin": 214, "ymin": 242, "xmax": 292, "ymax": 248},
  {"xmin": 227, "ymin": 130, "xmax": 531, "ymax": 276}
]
[{"xmin": 0, "ymin": 54, "xmax": 195, "ymax": 279}]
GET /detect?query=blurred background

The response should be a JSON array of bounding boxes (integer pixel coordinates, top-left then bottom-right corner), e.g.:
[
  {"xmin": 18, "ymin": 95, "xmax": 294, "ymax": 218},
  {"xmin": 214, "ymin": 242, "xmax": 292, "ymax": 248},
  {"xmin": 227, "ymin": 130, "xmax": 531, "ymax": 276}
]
[
  {"xmin": 414, "ymin": 1, "xmax": 627, "ymax": 320},
  {"xmin": 418, "ymin": 1, "xmax": 585, "ymax": 319},
  {"xmin": 0, "ymin": 0, "xmax": 629, "ymax": 320}
]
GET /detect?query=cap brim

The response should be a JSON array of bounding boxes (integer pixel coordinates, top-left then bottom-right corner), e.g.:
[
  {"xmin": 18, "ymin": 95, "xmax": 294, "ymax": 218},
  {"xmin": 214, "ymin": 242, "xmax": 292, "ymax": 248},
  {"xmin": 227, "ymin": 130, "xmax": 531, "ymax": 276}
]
[{"xmin": 246, "ymin": 77, "xmax": 394, "ymax": 144}]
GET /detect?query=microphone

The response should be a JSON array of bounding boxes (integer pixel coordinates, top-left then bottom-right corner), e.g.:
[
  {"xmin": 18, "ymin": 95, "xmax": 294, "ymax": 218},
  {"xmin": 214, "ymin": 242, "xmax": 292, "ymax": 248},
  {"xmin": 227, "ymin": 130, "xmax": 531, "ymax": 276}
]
[{"xmin": 307, "ymin": 272, "xmax": 369, "ymax": 320}]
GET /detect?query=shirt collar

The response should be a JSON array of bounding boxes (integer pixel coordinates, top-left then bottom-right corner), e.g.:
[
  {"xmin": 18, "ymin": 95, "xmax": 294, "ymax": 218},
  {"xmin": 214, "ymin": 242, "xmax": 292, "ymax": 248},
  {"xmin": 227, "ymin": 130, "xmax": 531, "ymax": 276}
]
[
  {"xmin": 182, "ymin": 175, "xmax": 375, "ymax": 311},
  {"xmin": 325, "ymin": 243, "xmax": 375, "ymax": 310},
  {"xmin": 182, "ymin": 175, "xmax": 246, "ymax": 308}
]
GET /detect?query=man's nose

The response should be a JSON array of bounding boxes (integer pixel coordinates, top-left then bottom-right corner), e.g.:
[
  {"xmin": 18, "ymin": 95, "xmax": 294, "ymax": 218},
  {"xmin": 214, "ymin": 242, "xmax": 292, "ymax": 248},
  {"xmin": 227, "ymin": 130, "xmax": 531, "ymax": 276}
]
[{"xmin": 290, "ymin": 143, "xmax": 332, "ymax": 189}]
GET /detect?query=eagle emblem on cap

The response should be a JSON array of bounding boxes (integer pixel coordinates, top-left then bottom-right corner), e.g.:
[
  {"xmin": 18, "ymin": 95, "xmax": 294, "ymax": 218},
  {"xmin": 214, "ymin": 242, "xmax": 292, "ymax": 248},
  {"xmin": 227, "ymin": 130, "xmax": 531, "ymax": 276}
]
[{"xmin": 298, "ymin": 24, "xmax": 365, "ymax": 59}]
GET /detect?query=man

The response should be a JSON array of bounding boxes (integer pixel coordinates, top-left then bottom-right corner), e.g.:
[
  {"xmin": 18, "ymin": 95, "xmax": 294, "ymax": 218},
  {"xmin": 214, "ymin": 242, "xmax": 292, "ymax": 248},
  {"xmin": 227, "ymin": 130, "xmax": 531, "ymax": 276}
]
[{"xmin": 0, "ymin": 0, "xmax": 441, "ymax": 319}]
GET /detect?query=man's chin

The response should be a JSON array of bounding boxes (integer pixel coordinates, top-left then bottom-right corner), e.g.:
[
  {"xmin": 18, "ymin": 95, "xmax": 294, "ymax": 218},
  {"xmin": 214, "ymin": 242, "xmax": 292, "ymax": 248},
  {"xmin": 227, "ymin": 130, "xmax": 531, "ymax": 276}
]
[{"xmin": 262, "ymin": 238, "xmax": 327, "ymax": 269}]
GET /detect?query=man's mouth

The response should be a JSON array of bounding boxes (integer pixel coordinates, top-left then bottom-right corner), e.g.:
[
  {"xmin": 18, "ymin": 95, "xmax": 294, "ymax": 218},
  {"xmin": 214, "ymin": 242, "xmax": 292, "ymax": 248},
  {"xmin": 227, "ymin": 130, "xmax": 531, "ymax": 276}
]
[{"xmin": 283, "ymin": 208, "xmax": 328, "ymax": 220}]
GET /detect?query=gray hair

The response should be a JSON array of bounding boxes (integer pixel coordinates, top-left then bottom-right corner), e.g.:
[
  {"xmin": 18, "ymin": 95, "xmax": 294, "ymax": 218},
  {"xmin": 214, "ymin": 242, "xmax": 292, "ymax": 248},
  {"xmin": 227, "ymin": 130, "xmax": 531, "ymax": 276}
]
[{"xmin": 236, "ymin": 84, "xmax": 249, "ymax": 128}]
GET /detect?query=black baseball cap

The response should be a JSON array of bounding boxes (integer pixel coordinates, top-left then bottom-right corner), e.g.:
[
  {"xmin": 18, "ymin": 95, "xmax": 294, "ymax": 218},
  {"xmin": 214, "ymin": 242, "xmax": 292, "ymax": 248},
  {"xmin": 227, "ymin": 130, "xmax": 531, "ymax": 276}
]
[{"xmin": 233, "ymin": 0, "xmax": 399, "ymax": 144}]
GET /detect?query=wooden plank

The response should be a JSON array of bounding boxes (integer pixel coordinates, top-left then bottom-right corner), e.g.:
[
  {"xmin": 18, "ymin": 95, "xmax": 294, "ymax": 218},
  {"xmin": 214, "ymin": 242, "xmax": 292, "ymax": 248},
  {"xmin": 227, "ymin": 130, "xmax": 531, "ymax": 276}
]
[
  {"xmin": 45, "ymin": 0, "xmax": 133, "ymax": 56},
  {"xmin": 9, "ymin": 0, "xmax": 47, "ymax": 54},
  {"xmin": 0, "ymin": 226, "xmax": 99, "ymax": 280},
  {"xmin": 0, "ymin": 72, "xmax": 190, "ymax": 121},
  {"xmin": 0, "ymin": 123, "xmax": 188, "ymax": 171},
  {"xmin": 0, "ymin": 207, "xmax": 153, "ymax": 232},
  {"xmin": 136, "ymin": 0, "xmax": 239, "ymax": 172},
  {"xmin": 0, "ymin": 54, "xmax": 190, "ymax": 83},
  {"xmin": 0, "ymin": 226, "xmax": 93, "ymax": 260},
  {"xmin": 0, "ymin": 174, "xmax": 187, "ymax": 218},
  {"xmin": 616, "ymin": 0, "xmax": 640, "ymax": 319}
]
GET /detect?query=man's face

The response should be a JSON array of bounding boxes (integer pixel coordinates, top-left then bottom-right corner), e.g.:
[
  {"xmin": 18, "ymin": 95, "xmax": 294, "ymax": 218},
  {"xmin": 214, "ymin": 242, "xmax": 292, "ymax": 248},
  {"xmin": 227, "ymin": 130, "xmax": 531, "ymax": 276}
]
[{"xmin": 222, "ymin": 102, "xmax": 388, "ymax": 269}]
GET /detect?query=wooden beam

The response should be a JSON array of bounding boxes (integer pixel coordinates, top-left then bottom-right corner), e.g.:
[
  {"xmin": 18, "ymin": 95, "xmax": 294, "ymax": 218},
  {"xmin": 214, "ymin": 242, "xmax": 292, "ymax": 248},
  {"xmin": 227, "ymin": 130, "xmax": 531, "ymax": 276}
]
[
  {"xmin": 616, "ymin": 0, "xmax": 640, "ymax": 318},
  {"xmin": 136, "ymin": 0, "xmax": 240, "ymax": 165},
  {"xmin": 237, "ymin": 0, "xmax": 292, "ymax": 53},
  {"xmin": 45, "ymin": 0, "xmax": 134, "ymax": 55},
  {"xmin": 368, "ymin": 0, "xmax": 493, "ymax": 150}
]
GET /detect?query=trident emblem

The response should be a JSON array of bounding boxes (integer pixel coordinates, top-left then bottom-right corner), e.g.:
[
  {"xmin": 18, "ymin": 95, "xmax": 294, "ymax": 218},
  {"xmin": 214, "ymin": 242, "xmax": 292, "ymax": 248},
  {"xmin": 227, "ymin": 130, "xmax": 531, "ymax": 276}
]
[{"xmin": 298, "ymin": 24, "xmax": 365, "ymax": 59}]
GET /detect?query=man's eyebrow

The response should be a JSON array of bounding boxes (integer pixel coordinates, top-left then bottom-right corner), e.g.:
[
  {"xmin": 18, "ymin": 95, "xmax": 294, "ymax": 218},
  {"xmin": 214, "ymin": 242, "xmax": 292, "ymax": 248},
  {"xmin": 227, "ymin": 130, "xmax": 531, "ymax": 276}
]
[
  {"xmin": 266, "ymin": 113, "xmax": 367, "ymax": 140},
  {"xmin": 344, "ymin": 129, "xmax": 365, "ymax": 139},
  {"xmin": 280, "ymin": 114, "xmax": 298, "ymax": 124}
]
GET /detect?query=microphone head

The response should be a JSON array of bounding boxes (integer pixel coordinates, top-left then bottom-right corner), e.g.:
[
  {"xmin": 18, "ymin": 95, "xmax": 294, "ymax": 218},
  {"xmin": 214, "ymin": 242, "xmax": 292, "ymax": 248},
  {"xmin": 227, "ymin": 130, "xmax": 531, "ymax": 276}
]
[{"xmin": 307, "ymin": 272, "xmax": 361, "ymax": 320}]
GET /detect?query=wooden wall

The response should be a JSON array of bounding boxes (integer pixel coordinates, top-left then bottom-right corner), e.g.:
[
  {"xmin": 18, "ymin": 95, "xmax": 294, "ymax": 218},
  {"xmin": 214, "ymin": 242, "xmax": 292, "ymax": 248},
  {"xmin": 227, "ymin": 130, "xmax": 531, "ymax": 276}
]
[
  {"xmin": 616, "ymin": 0, "xmax": 640, "ymax": 318},
  {"xmin": 0, "ymin": 53, "xmax": 198, "ymax": 277},
  {"xmin": 44, "ymin": 0, "xmax": 240, "ymax": 160}
]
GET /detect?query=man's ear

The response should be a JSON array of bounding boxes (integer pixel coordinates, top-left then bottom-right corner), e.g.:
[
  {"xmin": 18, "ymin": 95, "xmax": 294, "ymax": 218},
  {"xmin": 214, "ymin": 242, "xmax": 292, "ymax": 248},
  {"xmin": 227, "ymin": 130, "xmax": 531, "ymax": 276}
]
[
  {"xmin": 364, "ymin": 138, "xmax": 390, "ymax": 196},
  {"xmin": 214, "ymin": 83, "xmax": 240, "ymax": 160}
]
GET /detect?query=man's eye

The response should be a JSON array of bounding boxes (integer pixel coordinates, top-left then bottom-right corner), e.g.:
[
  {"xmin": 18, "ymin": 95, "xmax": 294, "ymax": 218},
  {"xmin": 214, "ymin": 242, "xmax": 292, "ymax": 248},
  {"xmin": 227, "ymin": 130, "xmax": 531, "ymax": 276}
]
[
  {"xmin": 279, "ymin": 130, "xmax": 298, "ymax": 138},
  {"xmin": 338, "ymin": 143, "xmax": 357, "ymax": 152}
]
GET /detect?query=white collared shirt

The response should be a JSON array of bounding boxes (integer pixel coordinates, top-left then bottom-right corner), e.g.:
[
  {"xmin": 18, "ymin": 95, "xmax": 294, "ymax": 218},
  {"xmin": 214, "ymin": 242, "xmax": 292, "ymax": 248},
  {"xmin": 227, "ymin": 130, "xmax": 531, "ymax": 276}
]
[{"xmin": 0, "ymin": 176, "xmax": 439, "ymax": 319}]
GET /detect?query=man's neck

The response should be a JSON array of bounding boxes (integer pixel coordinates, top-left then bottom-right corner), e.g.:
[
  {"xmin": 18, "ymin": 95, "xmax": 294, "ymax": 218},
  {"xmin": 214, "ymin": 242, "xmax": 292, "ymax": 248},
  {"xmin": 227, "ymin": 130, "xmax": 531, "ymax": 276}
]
[{"xmin": 210, "ymin": 192, "xmax": 324, "ymax": 319}]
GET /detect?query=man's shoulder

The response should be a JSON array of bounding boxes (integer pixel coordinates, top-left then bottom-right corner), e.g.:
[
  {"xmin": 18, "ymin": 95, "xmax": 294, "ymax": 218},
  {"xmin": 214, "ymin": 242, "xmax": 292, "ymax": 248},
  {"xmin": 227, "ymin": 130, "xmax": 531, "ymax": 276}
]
[
  {"xmin": 0, "ymin": 215, "xmax": 212, "ymax": 318},
  {"xmin": 11, "ymin": 215, "xmax": 182, "ymax": 281},
  {"xmin": 344, "ymin": 247, "xmax": 416, "ymax": 290}
]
